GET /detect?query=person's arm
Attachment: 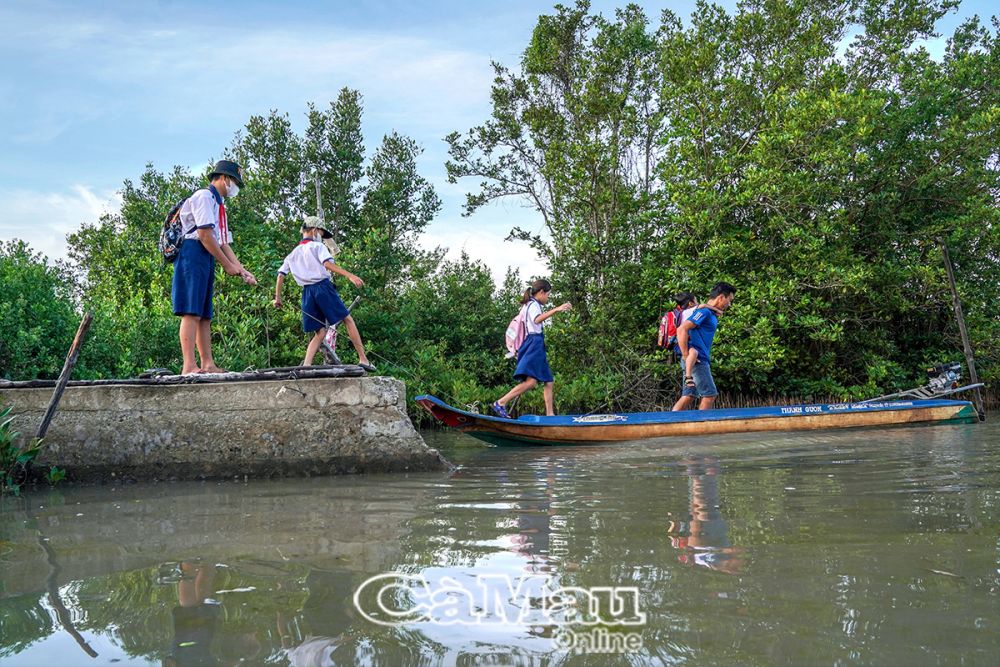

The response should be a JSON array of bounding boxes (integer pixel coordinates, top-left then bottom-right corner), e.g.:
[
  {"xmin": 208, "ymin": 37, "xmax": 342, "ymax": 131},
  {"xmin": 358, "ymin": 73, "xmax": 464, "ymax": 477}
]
[
  {"xmin": 676, "ymin": 319, "xmax": 696, "ymax": 359},
  {"xmin": 220, "ymin": 243, "xmax": 257, "ymax": 284},
  {"xmin": 273, "ymin": 273, "xmax": 285, "ymax": 308},
  {"xmin": 534, "ymin": 302, "xmax": 572, "ymax": 324},
  {"xmin": 220, "ymin": 243, "xmax": 243, "ymax": 272},
  {"xmin": 324, "ymin": 260, "xmax": 364, "ymax": 288},
  {"xmin": 196, "ymin": 228, "xmax": 241, "ymax": 275}
]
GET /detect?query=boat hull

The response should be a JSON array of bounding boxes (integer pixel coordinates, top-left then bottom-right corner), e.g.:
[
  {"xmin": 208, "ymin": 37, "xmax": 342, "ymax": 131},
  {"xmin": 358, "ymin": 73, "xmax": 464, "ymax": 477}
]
[{"xmin": 415, "ymin": 395, "xmax": 978, "ymax": 446}]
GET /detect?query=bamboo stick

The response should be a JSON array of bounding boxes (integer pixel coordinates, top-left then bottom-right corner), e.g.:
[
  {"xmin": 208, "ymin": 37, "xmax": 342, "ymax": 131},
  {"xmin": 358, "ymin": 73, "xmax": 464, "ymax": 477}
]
[{"xmin": 35, "ymin": 312, "xmax": 93, "ymax": 440}]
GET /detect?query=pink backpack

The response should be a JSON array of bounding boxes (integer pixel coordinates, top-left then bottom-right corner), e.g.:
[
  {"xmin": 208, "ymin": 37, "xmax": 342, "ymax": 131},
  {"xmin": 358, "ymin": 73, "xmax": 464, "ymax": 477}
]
[{"xmin": 504, "ymin": 304, "xmax": 529, "ymax": 358}]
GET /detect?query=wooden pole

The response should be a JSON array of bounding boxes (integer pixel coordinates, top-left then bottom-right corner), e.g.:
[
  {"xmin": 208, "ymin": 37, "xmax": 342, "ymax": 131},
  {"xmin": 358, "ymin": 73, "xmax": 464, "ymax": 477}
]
[
  {"xmin": 22, "ymin": 312, "xmax": 98, "ymax": 657},
  {"xmin": 35, "ymin": 312, "xmax": 93, "ymax": 440},
  {"xmin": 938, "ymin": 241, "xmax": 986, "ymax": 419},
  {"xmin": 38, "ymin": 530, "xmax": 99, "ymax": 658}
]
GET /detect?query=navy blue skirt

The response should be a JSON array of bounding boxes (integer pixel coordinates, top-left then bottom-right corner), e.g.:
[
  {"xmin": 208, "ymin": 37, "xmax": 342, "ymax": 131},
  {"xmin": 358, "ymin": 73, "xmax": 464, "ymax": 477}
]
[
  {"xmin": 301, "ymin": 280, "xmax": 349, "ymax": 332},
  {"xmin": 514, "ymin": 333, "xmax": 554, "ymax": 383},
  {"xmin": 172, "ymin": 239, "xmax": 215, "ymax": 319}
]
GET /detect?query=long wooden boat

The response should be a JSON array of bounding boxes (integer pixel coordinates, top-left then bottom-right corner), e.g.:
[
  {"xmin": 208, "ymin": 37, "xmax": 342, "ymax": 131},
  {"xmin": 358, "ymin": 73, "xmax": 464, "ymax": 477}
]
[{"xmin": 415, "ymin": 395, "xmax": 978, "ymax": 446}]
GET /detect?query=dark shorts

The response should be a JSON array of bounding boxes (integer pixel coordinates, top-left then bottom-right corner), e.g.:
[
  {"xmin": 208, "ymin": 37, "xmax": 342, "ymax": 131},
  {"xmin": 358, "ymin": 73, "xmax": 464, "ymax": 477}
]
[
  {"xmin": 172, "ymin": 239, "xmax": 215, "ymax": 320},
  {"xmin": 302, "ymin": 280, "xmax": 349, "ymax": 332},
  {"xmin": 514, "ymin": 333, "xmax": 554, "ymax": 383},
  {"xmin": 681, "ymin": 361, "xmax": 718, "ymax": 398}
]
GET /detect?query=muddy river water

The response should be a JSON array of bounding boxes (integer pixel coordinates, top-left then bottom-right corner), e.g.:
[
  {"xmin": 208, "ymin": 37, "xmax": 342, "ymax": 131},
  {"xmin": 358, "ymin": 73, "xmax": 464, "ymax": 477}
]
[{"xmin": 1, "ymin": 422, "xmax": 998, "ymax": 665}]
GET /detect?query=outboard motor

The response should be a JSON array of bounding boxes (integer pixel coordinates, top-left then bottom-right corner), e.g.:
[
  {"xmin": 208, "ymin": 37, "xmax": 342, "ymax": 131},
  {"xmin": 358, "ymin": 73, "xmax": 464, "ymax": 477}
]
[
  {"xmin": 862, "ymin": 361, "xmax": 983, "ymax": 407},
  {"xmin": 925, "ymin": 362, "xmax": 963, "ymax": 394}
]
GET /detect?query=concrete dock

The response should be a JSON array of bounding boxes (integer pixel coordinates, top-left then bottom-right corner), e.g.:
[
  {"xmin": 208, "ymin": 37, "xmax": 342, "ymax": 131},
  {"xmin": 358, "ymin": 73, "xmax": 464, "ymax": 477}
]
[{"xmin": 1, "ymin": 373, "xmax": 450, "ymax": 482}]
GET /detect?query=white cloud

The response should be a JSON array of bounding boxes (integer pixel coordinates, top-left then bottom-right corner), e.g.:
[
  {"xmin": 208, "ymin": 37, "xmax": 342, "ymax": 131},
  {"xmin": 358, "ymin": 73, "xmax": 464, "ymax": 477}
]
[
  {"xmin": 0, "ymin": 10, "xmax": 545, "ymax": 285},
  {"xmin": 0, "ymin": 185, "xmax": 122, "ymax": 260},
  {"xmin": 3, "ymin": 18, "xmax": 495, "ymax": 141},
  {"xmin": 420, "ymin": 220, "xmax": 550, "ymax": 284}
]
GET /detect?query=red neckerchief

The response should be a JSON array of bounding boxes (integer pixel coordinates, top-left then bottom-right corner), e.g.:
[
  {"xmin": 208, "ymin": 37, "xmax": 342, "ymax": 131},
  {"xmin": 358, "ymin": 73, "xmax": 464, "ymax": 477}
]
[
  {"xmin": 299, "ymin": 238, "xmax": 313, "ymax": 245},
  {"xmin": 218, "ymin": 202, "xmax": 228, "ymax": 242}
]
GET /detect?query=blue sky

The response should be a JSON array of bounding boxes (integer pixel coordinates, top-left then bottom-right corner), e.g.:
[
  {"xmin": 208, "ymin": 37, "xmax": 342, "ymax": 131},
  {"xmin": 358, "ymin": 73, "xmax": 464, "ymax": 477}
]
[{"xmin": 0, "ymin": 0, "xmax": 994, "ymax": 280}]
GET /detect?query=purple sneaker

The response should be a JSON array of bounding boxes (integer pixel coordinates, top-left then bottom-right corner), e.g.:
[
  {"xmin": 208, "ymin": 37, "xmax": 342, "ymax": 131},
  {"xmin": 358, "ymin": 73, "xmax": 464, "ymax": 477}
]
[{"xmin": 491, "ymin": 402, "xmax": 511, "ymax": 419}]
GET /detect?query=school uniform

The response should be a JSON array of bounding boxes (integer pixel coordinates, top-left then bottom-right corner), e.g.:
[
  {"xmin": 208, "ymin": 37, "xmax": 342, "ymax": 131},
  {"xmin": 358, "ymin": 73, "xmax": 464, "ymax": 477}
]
[
  {"xmin": 171, "ymin": 185, "xmax": 230, "ymax": 319},
  {"xmin": 278, "ymin": 239, "xmax": 349, "ymax": 332},
  {"xmin": 514, "ymin": 299, "xmax": 554, "ymax": 383}
]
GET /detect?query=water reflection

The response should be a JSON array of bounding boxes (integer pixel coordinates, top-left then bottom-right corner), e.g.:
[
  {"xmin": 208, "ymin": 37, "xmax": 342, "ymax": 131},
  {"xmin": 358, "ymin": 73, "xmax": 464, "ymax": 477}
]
[
  {"xmin": 666, "ymin": 457, "xmax": 744, "ymax": 575},
  {"xmin": 1, "ymin": 423, "xmax": 998, "ymax": 665},
  {"xmin": 279, "ymin": 571, "xmax": 361, "ymax": 667},
  {"xmin": 161, "ymin": 560, "xmax": 264, "ymax": 666},
  {"xmin": 508, "ymin": 460, "xmax": 560, "ymax": 572}
]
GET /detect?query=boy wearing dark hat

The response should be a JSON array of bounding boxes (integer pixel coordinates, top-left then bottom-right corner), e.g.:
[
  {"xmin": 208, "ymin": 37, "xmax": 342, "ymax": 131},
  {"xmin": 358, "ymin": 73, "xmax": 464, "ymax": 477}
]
[
  {"xmin": 172, "ymin": 159, "xmax": 257, "ymax": 375},
  {"xmin": 273, "ymin": 217, "xmax": 375, "ymax": 370}
]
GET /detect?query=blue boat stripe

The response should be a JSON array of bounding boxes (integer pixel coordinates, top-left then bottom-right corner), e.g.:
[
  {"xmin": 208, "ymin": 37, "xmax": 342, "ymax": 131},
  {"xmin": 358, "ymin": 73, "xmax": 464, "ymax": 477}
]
[{"xmin": 414, "ymin": 395, "xmax": 971, "ymax": 427}]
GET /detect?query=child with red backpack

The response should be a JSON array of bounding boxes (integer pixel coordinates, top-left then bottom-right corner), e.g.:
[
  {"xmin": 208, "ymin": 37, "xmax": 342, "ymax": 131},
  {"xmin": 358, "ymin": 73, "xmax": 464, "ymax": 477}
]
[
  {"xmin": 493, "ymin": 279, "xmax": 572, "ymax": 418},
  {"xmin": 658, "ymin": 292, "xmax": 697, "ymax": 354}
]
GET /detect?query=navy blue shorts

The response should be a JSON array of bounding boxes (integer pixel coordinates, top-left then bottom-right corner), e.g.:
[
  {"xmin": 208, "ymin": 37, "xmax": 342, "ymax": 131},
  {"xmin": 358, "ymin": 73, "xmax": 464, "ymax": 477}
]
[
  {"xmin": 514, "ymin": 333, "xmax": 554, "ymax": 383},
  {"xmin": 681, "ymin": 361, "xmax": 718, "ymax": 398},
  {"xmin": 172, "ymin": 239, "xmax": 215, "ymax": 319},
  {"xmin": 302, "ymin": 280, "xmax": 349, "ymax": 332}
]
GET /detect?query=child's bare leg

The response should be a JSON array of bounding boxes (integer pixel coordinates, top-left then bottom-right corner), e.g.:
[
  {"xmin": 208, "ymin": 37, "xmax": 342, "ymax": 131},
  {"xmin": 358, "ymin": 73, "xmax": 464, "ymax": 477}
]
[
  {"xmin": 498, "ymin": 378, "xmax": 537, "ymax": 406},
  {"xmin": 542, "ymin": 382, "xmax": 555, "ymax": 416},
  {"xmin": 197, "ymin": 318, "xmax": 225, "ymax": 372},
  {"xmin": 684, "ymin": 349, "xmax": 699, "ymax": 381},
  {"xmin": 342, "ymin": 316, "xmax": 370, "ymax": 365},
  {"xmin": 303, "ymin": 329, "xmax": 326, "ymax": 366},
  {"xmin": 179, "ymin": 315, "xmax": 201, "ymax": 375}
]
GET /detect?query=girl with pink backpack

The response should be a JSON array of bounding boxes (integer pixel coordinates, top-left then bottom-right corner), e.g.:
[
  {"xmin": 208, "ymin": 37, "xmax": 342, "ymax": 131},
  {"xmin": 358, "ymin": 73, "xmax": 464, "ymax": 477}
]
[{"xmin": 493, "ymin": 279, "xmax": 572, "ymax": 418}]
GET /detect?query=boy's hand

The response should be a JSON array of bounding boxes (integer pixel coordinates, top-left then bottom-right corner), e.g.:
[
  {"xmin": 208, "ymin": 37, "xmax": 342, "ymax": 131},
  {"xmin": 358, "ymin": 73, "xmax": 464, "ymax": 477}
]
[
  {"xmin": 272, "ymin": 298, "xmax": 283, "ymax": 309},
  {"xmin": 348, "ymin": 274, "xmax": 364, "ymax": 288},
  {"xmin": 557, "ymin": 302, "xmax": 573, "ymax": 312},
  {"xmin": 241, "ymin": 269, "xmax": 258, "ymax": 286}
]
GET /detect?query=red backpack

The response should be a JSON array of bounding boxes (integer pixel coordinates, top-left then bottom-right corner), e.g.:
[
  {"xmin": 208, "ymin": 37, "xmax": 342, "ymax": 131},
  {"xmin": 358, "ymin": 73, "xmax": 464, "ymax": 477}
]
[{"xmin": 657, "ymin": 307, "xmax": 684, "ymax": 349}]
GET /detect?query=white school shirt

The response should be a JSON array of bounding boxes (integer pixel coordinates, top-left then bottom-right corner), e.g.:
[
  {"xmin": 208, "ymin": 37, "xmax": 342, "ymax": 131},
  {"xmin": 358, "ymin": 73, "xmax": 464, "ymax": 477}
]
[
  {"xmin": 524, "ymin": 299, "xmax": 549, "ymax": 334},
  {"xmin": 681, "ymin": 306, "xmax": 697, "ymax": 325},
  {"xmin": 278, "ymin": 239, "xmax": 335, "ymax": 286},
  {"xmin": 179, "ymin": 187, "xmax": 232, "ymax": 244}
]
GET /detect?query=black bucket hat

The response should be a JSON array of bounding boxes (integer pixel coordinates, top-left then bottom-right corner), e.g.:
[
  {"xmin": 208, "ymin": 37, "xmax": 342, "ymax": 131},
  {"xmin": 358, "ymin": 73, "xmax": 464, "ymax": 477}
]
[{"xmin": 208, "ymin": 160, "xmax": 244, "ymax": 188}]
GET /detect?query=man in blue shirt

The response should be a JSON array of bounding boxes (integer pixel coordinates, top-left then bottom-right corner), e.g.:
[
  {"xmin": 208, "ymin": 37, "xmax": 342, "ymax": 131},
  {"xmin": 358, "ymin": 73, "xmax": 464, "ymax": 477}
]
[{"xmin": 672, "ymin": 282, "xmax": 737, "ymax": 411}]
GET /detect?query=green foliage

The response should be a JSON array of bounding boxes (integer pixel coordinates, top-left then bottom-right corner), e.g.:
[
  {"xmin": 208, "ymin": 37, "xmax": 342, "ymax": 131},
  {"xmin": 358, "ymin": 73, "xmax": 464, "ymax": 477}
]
[
  {"xmin": 305, "ymin": 89, "xmax": 366, "ymax": 240},
  {"xmin": 4, "ymin": 4, "xmax": 999, "ymax": 419},
  {"xmin": 447, "ymin": 0, "xmax": 1000, "ymax": 404},
  {"xmin": 0, "ymin": 404, "xmax": 60, "ymax": 496},
  {"xmin": 44, "ymin": 465, "xmax": 65, "ymax": 485},
  {"xmin": 38, "ymin": 90, "xmax": 523, "ymax": 421},
  {"xmin": 0, "ymin": 241, "xmax": 78, "ymax": 380}
]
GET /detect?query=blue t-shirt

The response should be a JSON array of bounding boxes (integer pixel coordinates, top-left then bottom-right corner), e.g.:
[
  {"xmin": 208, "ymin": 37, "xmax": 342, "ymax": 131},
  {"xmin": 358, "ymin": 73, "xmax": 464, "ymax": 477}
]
[{"xmin": 686, "ymin": 307, "xmax": 719, "ymax": 365}]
